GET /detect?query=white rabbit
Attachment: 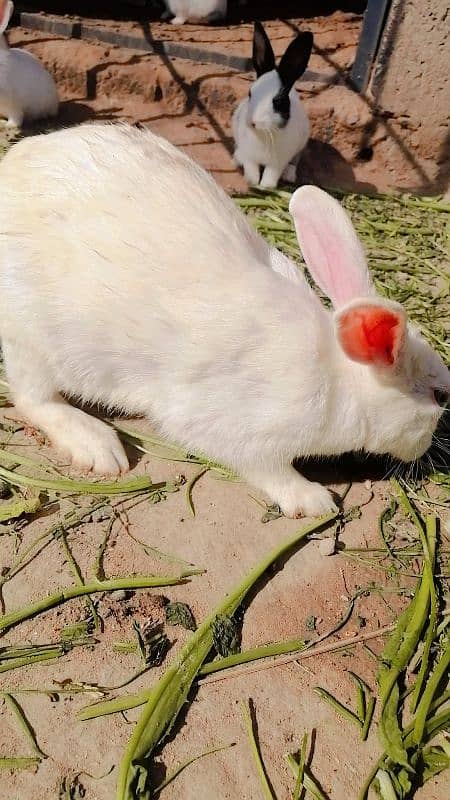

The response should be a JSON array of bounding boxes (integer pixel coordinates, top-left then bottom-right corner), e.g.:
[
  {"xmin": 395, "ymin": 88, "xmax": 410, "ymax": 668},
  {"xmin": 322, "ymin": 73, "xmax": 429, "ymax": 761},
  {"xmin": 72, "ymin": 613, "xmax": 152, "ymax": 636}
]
[
  {"xmin": 0, "ymin": 0, "xmax": 58, "ymax": 128},
  {"xmin": 163, "ymin": 0, "xmax": 227, "ymax": 24},
  {"xmin": 0, "ymin": 124, "xmax": 448, "ymax": 517},
  {"xmin": 233, "ymin": 21, "xmax": 313, "ymax": 189}
]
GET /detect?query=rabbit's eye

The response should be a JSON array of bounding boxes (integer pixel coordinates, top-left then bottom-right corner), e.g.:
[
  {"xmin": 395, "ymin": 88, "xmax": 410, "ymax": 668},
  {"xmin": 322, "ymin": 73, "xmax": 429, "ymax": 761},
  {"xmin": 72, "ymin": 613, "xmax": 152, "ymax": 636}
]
[{"xmin": 433, "ymin": 389, "xmax": 448, "ymax": 408}]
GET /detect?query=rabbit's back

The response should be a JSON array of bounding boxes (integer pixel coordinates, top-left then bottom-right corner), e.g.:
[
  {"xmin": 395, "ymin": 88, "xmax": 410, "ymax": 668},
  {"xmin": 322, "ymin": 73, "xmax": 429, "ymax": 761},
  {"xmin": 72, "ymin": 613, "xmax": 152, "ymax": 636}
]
[
  {"xmin": 0, "ymin": 48, "xmax": 58, "ymax": 119},
  {"xmin": 0, "ymin": 124, "xmax": 268, "ymax": 306},
  {"xmin": 0, "ymin": 124, "xmax": 323, "ymax": 434}
]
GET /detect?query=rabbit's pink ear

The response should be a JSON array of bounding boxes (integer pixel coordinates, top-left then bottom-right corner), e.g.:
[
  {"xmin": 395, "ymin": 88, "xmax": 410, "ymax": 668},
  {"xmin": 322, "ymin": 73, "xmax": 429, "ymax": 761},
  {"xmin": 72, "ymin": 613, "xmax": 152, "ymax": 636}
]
[
  {"xmin": 335, "ymin": 300, "xmax": 406, "ymax": 367},
  {"xmin": 0, "ymin": 1, "xmax": 13, "ymax": 35},
  {"xmin": 289, "ymin": 185, "xmax": 372, "ymax": 308}
]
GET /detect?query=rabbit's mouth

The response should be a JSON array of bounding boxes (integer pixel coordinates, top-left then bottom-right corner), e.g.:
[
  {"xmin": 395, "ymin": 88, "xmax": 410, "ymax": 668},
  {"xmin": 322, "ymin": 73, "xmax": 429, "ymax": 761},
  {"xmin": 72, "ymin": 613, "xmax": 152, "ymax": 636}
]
[
  {"xmin": 391, "ymin": 431, "xmax": 434, "ymax": 464},
  {"xmin": 276, "ymin": 117, "xmax": 289, "ymax": 130},
  {"xmin": 253, "ymin": 120, "xmax": 286, "ymax": 133}
]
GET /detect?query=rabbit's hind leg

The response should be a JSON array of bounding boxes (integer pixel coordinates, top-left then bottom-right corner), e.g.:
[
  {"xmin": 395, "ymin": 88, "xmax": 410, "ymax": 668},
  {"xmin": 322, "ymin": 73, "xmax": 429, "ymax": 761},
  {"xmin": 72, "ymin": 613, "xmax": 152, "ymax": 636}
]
[{"xmin": 2, "ymin": 338, "xmax": 128, "ymax": 475}]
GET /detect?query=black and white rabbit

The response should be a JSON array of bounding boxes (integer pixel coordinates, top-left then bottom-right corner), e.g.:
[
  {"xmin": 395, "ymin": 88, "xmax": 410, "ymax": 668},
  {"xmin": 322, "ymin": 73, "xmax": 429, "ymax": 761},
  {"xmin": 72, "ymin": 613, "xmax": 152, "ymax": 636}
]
[
  {"xmin": 0, "ymin": 124, "xmax": 448, "ymax": 517},
  {"xmin": 233, "ymin": 21, "xmax": 313, "ymax": 189}
]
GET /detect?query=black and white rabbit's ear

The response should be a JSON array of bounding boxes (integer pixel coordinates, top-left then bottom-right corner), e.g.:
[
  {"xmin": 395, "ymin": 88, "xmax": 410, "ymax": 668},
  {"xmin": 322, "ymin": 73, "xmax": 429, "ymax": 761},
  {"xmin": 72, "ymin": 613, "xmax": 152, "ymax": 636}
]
[
  {"xmin": 278, "ymin": 31, "xmax": 313, "ymax": 91},
  {"xmin": 0, "ymin": 0, "xmax": 13, "ymax": 35},
  {"xmin": 252, "ymin": 21, "xmax": 276, "ymax": 77}
]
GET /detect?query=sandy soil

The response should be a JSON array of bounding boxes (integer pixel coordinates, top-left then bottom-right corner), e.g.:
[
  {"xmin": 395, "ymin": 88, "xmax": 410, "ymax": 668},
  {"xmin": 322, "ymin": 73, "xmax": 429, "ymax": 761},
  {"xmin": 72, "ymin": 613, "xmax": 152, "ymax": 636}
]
[
  {"xmin": 6, "ymin": 8, "xmax": 378, "ymax": 194},
  {"xmin": 0, "ymin": 403, "xmax": 447, "ymax": 800}
]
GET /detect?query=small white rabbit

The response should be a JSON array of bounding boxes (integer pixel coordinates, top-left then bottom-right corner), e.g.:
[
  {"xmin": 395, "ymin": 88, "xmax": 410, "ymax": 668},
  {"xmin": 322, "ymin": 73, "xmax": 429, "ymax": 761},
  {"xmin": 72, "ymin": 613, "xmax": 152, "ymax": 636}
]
[
  {"xmin": 163, "ymin": 0, "xmax": 227, "ymax": 24},
  {"xmin": 233, "ymin": 21, "xmax": 313, "ymax": 189},
  {"xmin": 0, "ymin": 124, "xmax": 448, "ymax": 517},
  {"xmin": 0, "ymin": 0, "xmax": 59, "ymax": 128}
]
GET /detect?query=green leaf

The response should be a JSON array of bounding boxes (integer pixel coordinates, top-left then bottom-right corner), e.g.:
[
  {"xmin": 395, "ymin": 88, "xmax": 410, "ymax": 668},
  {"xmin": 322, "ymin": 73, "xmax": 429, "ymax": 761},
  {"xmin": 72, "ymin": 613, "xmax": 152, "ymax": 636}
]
[
  {"xmin": 0, "ymin": 490, "xmax": 42, "ymax": 522},
  {"xmin": 154, "ymin": 742, "xmax": 234, "ymax": 796},
  {"xmin": 212, "ymin": 614, "xmax": 241, "ymax": 657},
  {"xmin": 165, "ymin": 601, "xmax": 197, "ymax": 631},
  {"xmin": 292, "ymin": 733, "xmax": 308, "ymax": 800},
  {"xmin": 314, "ymin": 687, "xmax": 362, "ymax": 729},
  {"xmin": 240, "ymin": 700, "xmax": 275, "ymax": 800},
  {"xmin": 286, "ymin": 753, "xmax": 328, "ymax": 800},
  {"xmin": 0, "ymin": 757, "xmax": 40, "ymax": 771},
  {"xmin": 3, "ymin": 694, "xmax": 47, "ymax": 759}
]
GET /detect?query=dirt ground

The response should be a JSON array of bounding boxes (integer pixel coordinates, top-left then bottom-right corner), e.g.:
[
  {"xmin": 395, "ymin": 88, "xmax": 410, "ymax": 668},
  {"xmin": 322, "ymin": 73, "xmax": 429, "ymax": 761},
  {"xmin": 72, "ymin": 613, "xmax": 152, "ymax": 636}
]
[
  {"xmin": 6, "ymin": 7, "xmax": 384, "ymax": 194},
  {"xmin": 11, "ymin": 2, "xmax": 448, "ymax": 195},
  {"xmin": 0, "ymin": 417, "xmax": 448, "ymax": 800}
]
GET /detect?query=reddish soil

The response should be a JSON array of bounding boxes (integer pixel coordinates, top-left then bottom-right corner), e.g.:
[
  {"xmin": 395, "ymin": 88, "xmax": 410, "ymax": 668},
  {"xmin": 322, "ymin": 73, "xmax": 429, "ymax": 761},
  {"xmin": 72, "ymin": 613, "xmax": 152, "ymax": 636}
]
[
  {"xmin": 6, "ymin": 7, "xmax": 386, "ymax": 193},
  {"xmin": 0, "ymin": 415, "xmax": 447, "ymax": 800},
  {"xmin": 6, "ymin": 4, "xmax": 448, "ymax": 193}
]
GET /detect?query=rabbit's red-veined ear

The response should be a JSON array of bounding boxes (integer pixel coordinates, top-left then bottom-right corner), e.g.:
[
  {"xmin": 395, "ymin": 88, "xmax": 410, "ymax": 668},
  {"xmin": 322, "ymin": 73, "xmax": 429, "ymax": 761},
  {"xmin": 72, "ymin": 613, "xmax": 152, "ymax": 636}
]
[
  {"xmin": 289, "ymin": 185, "xmax": 373, "ymax": 308},
  {"xmin": 0, "ymin": 0, "xmax": 13, "ymax": 35},
  {"xmin": 335, "ymin": 299, "xmax": 407, "ymax": 367}
]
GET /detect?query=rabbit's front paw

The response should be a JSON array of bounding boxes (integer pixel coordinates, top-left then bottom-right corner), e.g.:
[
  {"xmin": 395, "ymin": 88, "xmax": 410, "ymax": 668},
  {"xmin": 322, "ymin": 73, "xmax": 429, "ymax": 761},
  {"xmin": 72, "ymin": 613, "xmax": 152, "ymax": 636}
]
[
  {"xmin": 246, "ymin": 466, "xmax": 338, "ymax": 520},
  {"xmin": 5, "ymin": 113, "xmax": 23, "ymax": 129},
  {"xmin": 280, "ymin": 481, "xmax": 338, "ymax": 519},
  {"xmin": 243, "ymin": 160, "xmax": 261, "ymax": 187},
  {"xmin": 259, "ymin": 166, "xmax": 282, "ymax": 190}
]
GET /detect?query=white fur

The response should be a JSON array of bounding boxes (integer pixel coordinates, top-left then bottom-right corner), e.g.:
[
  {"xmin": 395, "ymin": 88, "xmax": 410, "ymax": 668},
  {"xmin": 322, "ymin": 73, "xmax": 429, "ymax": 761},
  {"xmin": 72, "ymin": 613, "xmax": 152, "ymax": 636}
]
[
  {"xmin": 164, "ymin": 0, "xmax": 226, "ymax": 24},
  {"xmin": 0, "ymin": 124, "xmax": 448, "ymax": 516},
  {"xmin": 233, "ymin": 70, "xmax": 310, "ymax": 189},
  {"xmin": 0, "ymin": 1, "xmax": 58, "ymax": 128}
]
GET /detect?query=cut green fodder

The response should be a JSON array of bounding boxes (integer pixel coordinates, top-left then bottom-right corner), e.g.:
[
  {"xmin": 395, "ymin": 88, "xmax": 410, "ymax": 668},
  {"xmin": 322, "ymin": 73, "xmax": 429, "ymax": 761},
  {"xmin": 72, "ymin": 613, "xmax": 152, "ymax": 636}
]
[
  {"xmin": 240, "ymin": 709, "xmax": 328, "ymax": 800},
  {"xmin": 0, "ymin": 637, "xmax": 95, "ymax": 674},
  {"xmin": 314, "ymin": 675, "xmax": 376, "ymax": 742},
  {"xmin": 133, "ymin": 620, "xmax": 169, "ymax": 668},
  {"xmin": 0, "ymin": 489, "xmax": 42, "ymax": 522},
  {"xmin": 0, "ymin": 456, "xmax": 164, "ymax": 497},
  {"xmin": 112, "ymin": 423, "xmax": 237, "ymax": 514},
  {"xmin": 0, "ymin": 692, "xmax": 47, "ymax": 774},
  {"xmin": 358, "ymin": 485, "xmax": 447, "ymax": 797},
  {"xmin": 0, "ymin": 572, "xmax": 197, "ymax": 636},
  {"xmin": 78, "ymin": 583, "xmax": 386, "ymax": 719},
  {"xmin": 0, "ymin": 411, "xmax": 235, "ymax": 516},
  {"xmin": 112, "ymin": 424, "xmax": 236, "ymax": 479},
  {"xmin": 241, "ymin": 699, "xmax": 275, "ymax": 800},
  {"xmin": 153, "ymin": 742, "xmax": 235, "ymax": 797},
  {"xmin": 342, "ymin": 484, "xmax": 450, "ymax": 579},
  {"xmin": 165, "ymin": 601, "xmax": 197, "ymax": 631},
  {"xmin": 286, "ymin": 749, "xmax": 328, "ymax": 800},
  {"xmin": 308, "ymin": 480, "xmax": 449, "ymax": 797},
  {"xmin": 106, "ymin": 512, "xmax": 338, "ymax": 798}
]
